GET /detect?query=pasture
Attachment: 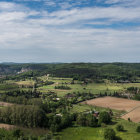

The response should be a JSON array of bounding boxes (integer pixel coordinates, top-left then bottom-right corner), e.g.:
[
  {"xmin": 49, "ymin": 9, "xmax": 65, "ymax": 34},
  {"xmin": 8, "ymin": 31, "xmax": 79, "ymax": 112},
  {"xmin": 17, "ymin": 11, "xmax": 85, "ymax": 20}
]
[
  {"xmin": 38, "ymin": 76, "xmax": 140, "ymax": 97},
  {"xmin": 58, "ymin": 119, "xmax": 140, "ymax": 140}
]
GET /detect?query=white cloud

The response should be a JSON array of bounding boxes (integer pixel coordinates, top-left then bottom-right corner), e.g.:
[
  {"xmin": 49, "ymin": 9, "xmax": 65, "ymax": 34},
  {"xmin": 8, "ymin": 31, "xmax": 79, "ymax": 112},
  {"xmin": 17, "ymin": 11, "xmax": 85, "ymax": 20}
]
[
  {"xmin": 0, "ymin": 1, "xmax": 140, "ymax": 62},
  {"xmin": 105, "ymin": 0, "xmax": 140, "ymax": 7}
]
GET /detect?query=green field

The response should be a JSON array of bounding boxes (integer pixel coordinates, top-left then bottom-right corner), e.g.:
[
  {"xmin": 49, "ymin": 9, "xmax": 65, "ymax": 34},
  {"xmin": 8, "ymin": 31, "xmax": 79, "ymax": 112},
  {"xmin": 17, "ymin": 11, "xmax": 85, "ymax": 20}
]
[
  {"xmin": 37, "ymin": 76, "xmax": 140, "ymax": 97},
  {"xmin": 3, "ymin": 76, "xmax": 140, "ymax": 98},
  {"xmin": 57, "ymin": 119, "xmax": 140, "ymax": 140}
]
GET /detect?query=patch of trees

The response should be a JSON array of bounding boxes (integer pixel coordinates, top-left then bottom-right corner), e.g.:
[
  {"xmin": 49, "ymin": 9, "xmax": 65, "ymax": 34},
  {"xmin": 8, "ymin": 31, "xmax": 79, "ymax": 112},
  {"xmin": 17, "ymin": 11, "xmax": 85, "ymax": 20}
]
[
  {"xmin": 98, "ymin": 111, "xmax": 111, "ymax": 125},
  {"xmin": 48, "ymin": 113, "xmax": 74, "ymax": 132},
  {"xmin": 0, "ymin": 84, "xmax": 18, "ymax": 91},
  {"xmin": 0, "ymin": 90, "xmax": 42, "ymax": 105},
  {"xmin": 55, "ymin": 85, "xmax": 71, "ymax": 90},
  {"xmin": 45, "ymin": 81, "xmax": 54, "ymax": 85},
  {"xmin": 76, "ymin": 113, "xmax": 98, "ymax": 127},
  {"xmin": 104, "ymin": 128, "xmax": 116, "ymax": 140},
  {"xmin": 136, "ymin": 126, "xmax": 140, "ymax": 133},
  {"xmin": 2, "ymin": 63, "xmax": 140, "ymax": 83},
  {"xmin": 76, "ymin": 111, "xmax": 111, "ymax": 127},
  {"xmin": 133, "ymin": 94, "xmax": 140, "ymax": 101},
  {"xmin": 65, "ymin": 92, "xmax": 106, "ymax": 104},
  {"xmin": 127, "ymin": 87, "xmax": 139, "ymax": 94},
  {"xmin": 0, "ymin": 128, "xmax": 53, "ymax": 140},
  {"xmin": 0, "ymin": 105, "xmax": 47, "ymax": 128}
]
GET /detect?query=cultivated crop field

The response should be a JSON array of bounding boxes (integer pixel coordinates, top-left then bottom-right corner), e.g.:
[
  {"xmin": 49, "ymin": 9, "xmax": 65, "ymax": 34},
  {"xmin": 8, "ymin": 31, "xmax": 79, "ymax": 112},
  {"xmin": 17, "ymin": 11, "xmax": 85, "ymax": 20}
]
[
  {"xmin": 82, "ymin": 97, "xmax": 140, "ymax": 111},
  {"xmin": 122, "ymin": 107, "xmax": 140, "ymax": 122},
  {"xmin": 82, "ymin": 97, "xmax": 140, "ymax": 122}
]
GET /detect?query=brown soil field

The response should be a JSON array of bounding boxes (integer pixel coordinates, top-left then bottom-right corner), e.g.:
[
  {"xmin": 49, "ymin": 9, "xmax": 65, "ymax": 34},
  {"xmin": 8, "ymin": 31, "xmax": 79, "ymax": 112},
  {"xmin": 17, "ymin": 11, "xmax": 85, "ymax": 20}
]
[
  {"xmin": 122, "ymin": 107, "xmax": 140, "ymax": 122},
  {"xmin": 0, "ymin": 101, "xmax": 13, "ymax": 107},
  {"xmin": 82, "ymin": 97, "xmax": 140, "ymax": 111},
  {"xmin": 0, "ymin": 124, "xmax": 15, "ymax": 129},
  {"xmin": 82, "ymin": 97, "xmax": 140, "ymax": 122}
]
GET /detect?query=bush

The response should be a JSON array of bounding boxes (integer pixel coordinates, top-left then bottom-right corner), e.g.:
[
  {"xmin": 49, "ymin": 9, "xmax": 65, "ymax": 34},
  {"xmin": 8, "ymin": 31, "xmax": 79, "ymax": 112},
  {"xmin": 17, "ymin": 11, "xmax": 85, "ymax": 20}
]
[
  {"xmin": 136, "ymin": 126, "xmax": 140, "ymax": 133},
  {"xmin": 55, "ymin": 85, "xmax": 71, "ymax": 90},
  {"xmin": 45, "ymin": 81, "xmax": 54, "ymax": 85},
  {"xmin": 128, "ymin": 118, "xmax": 131, "ymax": 122},
  {"xmin": 116, "ymin": 124, "xmax": 124, "ymax": 131},
  {"xmin": 104, "ymin": 128, "xmax": 116, "ymax": 140}
]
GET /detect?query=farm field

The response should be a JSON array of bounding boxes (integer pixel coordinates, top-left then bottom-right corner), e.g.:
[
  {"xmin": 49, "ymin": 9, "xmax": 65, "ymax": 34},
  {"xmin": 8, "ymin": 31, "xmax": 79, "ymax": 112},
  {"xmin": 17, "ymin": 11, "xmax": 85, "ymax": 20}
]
[
  {"xmin": 82, "ymin": 97, "xmax": 140, "ymax": 122},
  {"xmin": 58, "ymin": 120, "xmax": 140, "ymax": 140},
  {"xmin": 38, "ymin": 76, "xmax": 140, "ymax": 97},
  {"xmin": 122, "ymin": 107, "xmax": 140, "ymax": 122},
  {"xmin": 82, "ymin": 97, "xmax": 140, "ymax": 111}
]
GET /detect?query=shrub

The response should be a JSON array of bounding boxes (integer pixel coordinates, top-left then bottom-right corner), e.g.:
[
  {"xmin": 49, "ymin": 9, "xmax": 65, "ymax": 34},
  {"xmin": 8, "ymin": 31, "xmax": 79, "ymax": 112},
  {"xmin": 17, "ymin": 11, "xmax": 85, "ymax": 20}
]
[
  {"xmin": 128, "ymin": 118, "xmax": 131, "ymax": 122},
  {"xmin": 136, "ymin": 126, "xmax": 140, "ymax": 133},
  {"xmin": 116, "ymin": 124, "xmax": 124, "ymax": 131},
  {"xmin": 104, "ymin": 128, "xmax": 116, "ymax": 140}
]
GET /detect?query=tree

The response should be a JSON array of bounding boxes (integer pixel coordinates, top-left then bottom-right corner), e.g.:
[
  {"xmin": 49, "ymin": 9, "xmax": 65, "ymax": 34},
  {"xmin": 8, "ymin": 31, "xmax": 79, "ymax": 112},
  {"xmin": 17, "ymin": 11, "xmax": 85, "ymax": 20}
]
[
  {"xmin": 104, "ymin": 128, "xmax": 116, "ymax": 140},
  {"xmin": 98, "ymin": 111, "xmax": 111, "ymax": 125}
]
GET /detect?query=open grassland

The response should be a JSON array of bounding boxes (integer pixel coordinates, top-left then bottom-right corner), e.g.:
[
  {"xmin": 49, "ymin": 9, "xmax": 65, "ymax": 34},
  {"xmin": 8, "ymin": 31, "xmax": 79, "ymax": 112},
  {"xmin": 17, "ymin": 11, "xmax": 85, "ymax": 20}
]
[
  {"xmin": 82, "ymin": 97, "xmax": 140, "ymax": 123},
  {"xmin": 3, "ymin": 76, "xmax": 140, "ymax": 97},
  {"xmin": 70, "ymin": 104, "xmax": 121, "ymax": 115},
  {"xmin": 58, "ymin": 119, "xmax": 140, "ymax": 140},
  {"xmin": 15, "ymin": 80, "xmax": 34, "ymax": 86},
  {"xmin": 38, "ymin": 76, "xmax": 140, "ymax": 97}
]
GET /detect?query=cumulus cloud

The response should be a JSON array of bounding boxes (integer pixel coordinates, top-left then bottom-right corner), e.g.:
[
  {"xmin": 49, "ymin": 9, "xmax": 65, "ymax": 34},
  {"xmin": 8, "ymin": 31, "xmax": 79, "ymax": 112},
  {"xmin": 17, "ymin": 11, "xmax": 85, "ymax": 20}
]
[{"xmin": 0, "ymin": 1, "xmax": 140, "ymax": 62}]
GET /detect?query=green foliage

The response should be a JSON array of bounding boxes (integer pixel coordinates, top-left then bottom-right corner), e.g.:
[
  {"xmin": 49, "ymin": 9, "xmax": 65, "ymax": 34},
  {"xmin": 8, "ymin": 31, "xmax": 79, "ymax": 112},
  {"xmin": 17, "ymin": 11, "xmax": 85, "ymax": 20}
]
[
  {"xmin": 0, "ymin": 84, "xmax": 18, "ymax": 91},
  {"xmin": 0, "ymin": 105, "xmax": 47, "ymax": 127},
  {"xmin": 104, "ymin": 128, "xmax": 116, "ymax": 140},
  {"xmin": 0, "ymin": 90, "xmax": 42, "ymax": 105},
  {"xmin": 0, "ymin": 128, "xmax": 53, "ymax": 140},
  {"xmin": 116, "ymin": 124, "xmax": 124, "ymax": 131},
  {"xmin": 136, "ymin": 126, "xmax": 140, "ymax": 133},
  {"xmin": 133, "ymin": 94, "xmax": 140, "ymax": 100},
  {"xmin": 98, "ymin": 111, "xmax": 111, "ymax": 125},
  {"xmin": 55, "ymin": 85, "xmax": 71, "ymax": 90},
  {"xmin": 76, "ymin": 114, "xmax": 98, "ymax": 127},
  {"xmin": 45, "ymin": 81, "xmax": 54, "ymax": 85},
  {"xmin": 48, "ymin": 113, "xmax": 74, "ymax": 132}
]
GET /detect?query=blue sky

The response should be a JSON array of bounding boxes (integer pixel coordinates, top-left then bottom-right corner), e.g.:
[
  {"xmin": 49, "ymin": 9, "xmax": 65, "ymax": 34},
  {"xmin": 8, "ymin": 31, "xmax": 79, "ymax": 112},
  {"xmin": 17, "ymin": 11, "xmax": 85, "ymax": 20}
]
[{"xmin": 0, "ymin": 0, "xmax": 140, "ymax": 62}]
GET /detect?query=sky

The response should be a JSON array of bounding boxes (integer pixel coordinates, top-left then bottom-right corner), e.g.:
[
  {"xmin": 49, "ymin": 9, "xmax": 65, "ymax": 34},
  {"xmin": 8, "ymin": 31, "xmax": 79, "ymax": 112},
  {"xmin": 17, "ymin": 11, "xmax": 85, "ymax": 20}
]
[{"xmin": 0, "ymin": 0, "xmax": 140, "ymax": 63}]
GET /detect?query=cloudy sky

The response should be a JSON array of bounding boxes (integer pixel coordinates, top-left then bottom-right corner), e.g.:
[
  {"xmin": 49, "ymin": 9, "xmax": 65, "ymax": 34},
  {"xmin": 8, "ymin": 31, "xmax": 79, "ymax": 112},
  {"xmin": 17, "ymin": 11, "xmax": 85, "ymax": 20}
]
[{"xmin": 0, "ymin": 0, "xmax": 140, "ymax": 62}]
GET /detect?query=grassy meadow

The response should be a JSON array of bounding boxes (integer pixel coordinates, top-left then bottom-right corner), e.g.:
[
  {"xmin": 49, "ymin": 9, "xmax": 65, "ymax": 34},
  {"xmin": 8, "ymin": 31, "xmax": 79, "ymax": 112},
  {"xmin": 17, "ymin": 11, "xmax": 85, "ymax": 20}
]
[
  {"xmin": 2, "ymin": 76, "xmax": 140, "ymax": 97},
  {"xmin": 37, "ymin": 76, "xmax": 140, "ymax": 97},
  {"xmin": 57, "ymin": 119, "xmax": 140, "ymax": 140}
]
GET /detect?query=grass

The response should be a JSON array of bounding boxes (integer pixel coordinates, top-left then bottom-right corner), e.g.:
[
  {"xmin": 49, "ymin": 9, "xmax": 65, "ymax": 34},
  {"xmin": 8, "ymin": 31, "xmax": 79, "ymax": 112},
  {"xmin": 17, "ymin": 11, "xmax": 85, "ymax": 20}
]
[
  {"xmin": 57, "ymin": 119, "xmax": 140, "ymax": 140},
  {"xmin": 3, "ymin": 76, "xmax": 140, "ymax": 98},
  {"xmin": 16, "ymin": 80, "xmax": 35, "ymax": 86},
  {"xmin": 37, "ymin": 77, "xmax": 127, "ymax": 97},
  {"xmin": 70, "ymin": 104, "xmax": 123, "ymax": 118}
]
